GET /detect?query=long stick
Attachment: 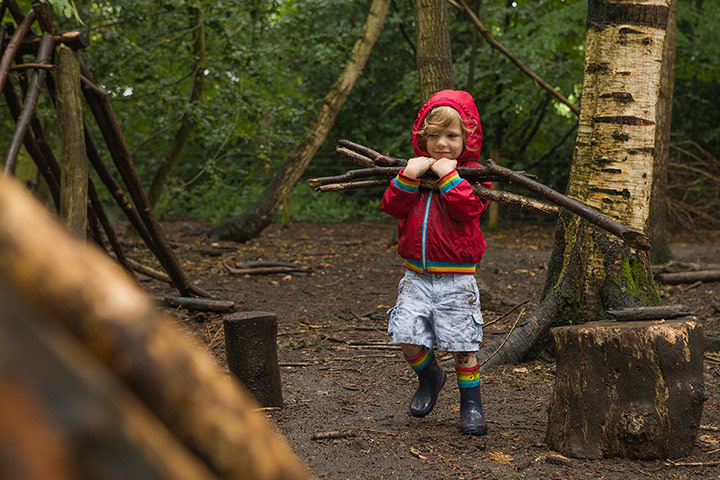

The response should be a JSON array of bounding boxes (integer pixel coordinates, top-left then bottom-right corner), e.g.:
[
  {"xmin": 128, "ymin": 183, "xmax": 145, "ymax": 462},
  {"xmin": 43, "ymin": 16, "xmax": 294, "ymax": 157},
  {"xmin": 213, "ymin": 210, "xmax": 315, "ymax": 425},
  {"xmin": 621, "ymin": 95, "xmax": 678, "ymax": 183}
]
[
  {"xmin": 2, "ymin": 79, "xmax": 61, "ymax": 209},
  {"xmin": 315, "ymin": 178, "xmax": 560, "ymax": 216},
  {"xmin": 4, "ymin": 33, "xmax": 53, "ymax": 175},
  {"xmin": 483, "ymin": 159, "xmax": 650, "ymax": 249},
  {"xmin": 337, "ymin": 139, "xmax": 405, "ymax": 166},
  {"xmin": 0, "ymin": 8, "xmax": 35, "ymax": 95},
  {"xmin": 87, "ymin": 179, "xmax": 132, "ymax": 274}
]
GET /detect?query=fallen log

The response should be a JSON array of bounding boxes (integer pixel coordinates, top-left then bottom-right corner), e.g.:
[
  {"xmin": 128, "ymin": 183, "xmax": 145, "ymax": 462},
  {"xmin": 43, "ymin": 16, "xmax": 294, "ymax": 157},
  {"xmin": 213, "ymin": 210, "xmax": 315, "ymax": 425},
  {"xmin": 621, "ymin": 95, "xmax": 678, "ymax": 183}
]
[
  {"xmin": 222, "ymin": 257, "xmax": 311, "ymax": 275},
  {"xmin": 152, "ymin": 296, "xmax": 236, "ymax": 313},
  {"xmin": 652, "ymin": 261, "xmax": 720, "ymax": 274},
  {"xmin": 606, "ymin": 305, "xmax": 693, "ymax": 322},
  {"xmin": 656, "ymin": 270, "xmax": 720, "ymax": 285}
]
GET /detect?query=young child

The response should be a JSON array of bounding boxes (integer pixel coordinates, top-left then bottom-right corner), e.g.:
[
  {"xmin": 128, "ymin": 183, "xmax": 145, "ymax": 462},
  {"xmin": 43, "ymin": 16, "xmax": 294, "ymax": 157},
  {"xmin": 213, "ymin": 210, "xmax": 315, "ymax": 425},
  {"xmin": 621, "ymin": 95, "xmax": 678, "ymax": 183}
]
[{"xmin": 382, "ymin": 90, "xmax": 491, "ymax": 435}]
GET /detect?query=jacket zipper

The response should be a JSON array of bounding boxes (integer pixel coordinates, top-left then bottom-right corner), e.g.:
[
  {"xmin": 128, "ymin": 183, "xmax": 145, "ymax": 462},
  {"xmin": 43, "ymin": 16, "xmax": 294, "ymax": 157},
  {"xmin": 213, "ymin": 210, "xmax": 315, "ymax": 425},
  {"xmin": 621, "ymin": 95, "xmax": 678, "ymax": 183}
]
[{"xmin": 421, "ymin": 191, "xmax": 433, "ymax": 273}]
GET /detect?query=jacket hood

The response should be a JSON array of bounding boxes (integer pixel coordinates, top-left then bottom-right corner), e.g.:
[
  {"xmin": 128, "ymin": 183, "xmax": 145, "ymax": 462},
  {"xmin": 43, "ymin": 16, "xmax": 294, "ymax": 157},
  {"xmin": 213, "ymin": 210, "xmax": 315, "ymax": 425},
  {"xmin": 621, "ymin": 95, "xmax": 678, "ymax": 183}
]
[{"xmin": 411, "ymin": 90, "xmax": 483, "ymax": 165}]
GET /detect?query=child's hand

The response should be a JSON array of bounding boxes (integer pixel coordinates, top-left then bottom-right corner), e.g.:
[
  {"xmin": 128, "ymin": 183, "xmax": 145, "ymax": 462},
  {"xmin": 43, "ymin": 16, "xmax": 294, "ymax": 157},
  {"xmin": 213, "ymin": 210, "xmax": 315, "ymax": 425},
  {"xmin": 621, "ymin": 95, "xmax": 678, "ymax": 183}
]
[
  {"xmin": 404, "ymin": 156, "xmax": 437, "ymax": 179},
  {"xmin": 431, "ymin": 158, "xmax": 457, "ymax": 178}
]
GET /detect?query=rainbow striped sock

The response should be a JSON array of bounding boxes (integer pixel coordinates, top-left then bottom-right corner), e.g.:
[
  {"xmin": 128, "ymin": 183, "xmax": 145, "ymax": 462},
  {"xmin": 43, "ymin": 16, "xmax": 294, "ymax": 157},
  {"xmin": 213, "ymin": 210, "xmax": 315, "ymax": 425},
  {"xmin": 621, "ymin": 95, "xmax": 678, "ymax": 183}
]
[
  {"xmin": 405, "ymin": 348, "xmax": 433, "ymax": 372},
  {"xmin": 456, "ymin": 365, "xmax": 481, "ymax": 389}
]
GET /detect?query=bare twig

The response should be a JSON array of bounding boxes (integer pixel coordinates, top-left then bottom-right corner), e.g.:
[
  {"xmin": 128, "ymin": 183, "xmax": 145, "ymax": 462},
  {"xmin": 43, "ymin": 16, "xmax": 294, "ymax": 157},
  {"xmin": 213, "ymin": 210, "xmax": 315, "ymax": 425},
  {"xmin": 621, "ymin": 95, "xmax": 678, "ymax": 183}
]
[
  {"xmin": 479, "ymin": 307, "xmax": 526, "ymax": 367},
  {"xmin": 483, "ymin": 301, "xmax": 529, "ymax": 328}
]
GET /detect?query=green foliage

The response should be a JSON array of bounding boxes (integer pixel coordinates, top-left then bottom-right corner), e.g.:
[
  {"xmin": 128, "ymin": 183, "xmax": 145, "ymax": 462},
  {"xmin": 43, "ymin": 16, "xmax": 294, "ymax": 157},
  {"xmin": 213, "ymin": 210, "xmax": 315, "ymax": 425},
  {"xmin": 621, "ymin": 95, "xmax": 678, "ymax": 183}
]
[
  {"xmin": 3, "ymin": 0, "xmax": 718, "ymax": 225},
  {"xmin": 46, "ymin": 0, "xmax": 83, "ymax": 24}
]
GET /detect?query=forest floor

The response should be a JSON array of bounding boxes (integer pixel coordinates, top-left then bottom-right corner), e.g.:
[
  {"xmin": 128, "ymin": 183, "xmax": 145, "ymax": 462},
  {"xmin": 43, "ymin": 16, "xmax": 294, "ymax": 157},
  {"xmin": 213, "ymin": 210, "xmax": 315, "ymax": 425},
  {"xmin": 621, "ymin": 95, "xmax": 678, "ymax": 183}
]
[{"xmin": 139, "ymin": 220, "xmax": 720, "ymax": 480}]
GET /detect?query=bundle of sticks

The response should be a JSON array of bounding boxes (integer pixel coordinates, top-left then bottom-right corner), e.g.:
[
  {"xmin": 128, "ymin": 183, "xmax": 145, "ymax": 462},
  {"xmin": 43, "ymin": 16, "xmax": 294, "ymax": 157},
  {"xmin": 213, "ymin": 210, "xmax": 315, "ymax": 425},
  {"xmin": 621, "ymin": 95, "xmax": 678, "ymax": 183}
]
[{"xmin": 307, "ymin": 139, "xmax": 650, "ymax": 251}]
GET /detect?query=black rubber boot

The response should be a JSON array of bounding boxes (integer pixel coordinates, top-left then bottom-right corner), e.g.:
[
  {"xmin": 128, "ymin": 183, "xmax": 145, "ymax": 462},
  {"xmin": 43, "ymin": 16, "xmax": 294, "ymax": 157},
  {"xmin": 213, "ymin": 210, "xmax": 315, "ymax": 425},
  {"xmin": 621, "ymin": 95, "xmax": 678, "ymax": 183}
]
[
  {"xmin": 408, "ymin": 350, "xmax": 446, "ymax": 417},
  {"xmin": 459, "ymin": 384, "xmax": 488, "ymax": 435}
]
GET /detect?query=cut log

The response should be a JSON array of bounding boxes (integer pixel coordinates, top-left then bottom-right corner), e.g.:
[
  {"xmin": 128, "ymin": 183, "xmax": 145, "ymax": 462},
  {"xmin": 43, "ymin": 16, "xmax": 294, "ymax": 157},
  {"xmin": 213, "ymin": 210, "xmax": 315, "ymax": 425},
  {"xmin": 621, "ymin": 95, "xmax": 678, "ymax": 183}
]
[
  {"xmin": 224, "ymin": 312, "xmax": 284, "ymax": 408},
  {"xmin": 18, "ymin": 30, "xmax": 90, "ymax": 55},
  {"xmin": 546, "ymin": 319, "xmax": 705, "ymax": 459},
  {"xmin": 656, "ymin": 270, "xmax": 720, "ymax": 285},
  {"xmin": 606, "ymin": 304, "xmax": 693, "ymax": 322}
]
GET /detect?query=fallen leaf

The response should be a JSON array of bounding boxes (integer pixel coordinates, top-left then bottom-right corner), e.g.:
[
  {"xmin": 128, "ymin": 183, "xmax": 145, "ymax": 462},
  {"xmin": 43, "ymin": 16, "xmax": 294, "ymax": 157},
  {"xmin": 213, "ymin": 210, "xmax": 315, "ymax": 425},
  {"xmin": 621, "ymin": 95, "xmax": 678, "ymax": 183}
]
[
  {"xmin": 489, "ymin": 450, "xmax": 513, "ymax": 465},
  {"xmin": 410, "ymin": 447, "xmax": 427, "ymax": 460}
]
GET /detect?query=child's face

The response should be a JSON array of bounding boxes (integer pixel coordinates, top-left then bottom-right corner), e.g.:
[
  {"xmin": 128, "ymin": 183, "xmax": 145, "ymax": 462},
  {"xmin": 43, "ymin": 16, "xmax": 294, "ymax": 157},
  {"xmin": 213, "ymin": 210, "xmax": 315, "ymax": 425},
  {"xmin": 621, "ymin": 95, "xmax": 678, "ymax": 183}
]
[{"xmin": 426, "ymin": 118, "xmax": 464, "ymax": 161}]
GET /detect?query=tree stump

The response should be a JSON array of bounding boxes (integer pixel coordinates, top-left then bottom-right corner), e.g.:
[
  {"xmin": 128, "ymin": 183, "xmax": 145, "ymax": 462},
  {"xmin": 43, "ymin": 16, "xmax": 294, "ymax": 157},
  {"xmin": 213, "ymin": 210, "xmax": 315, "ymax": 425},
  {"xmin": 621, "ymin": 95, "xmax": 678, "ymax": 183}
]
[
  {"xmin": 224, "ymin": 312, "xmax": 283, "ymax": 408},
  {"xmin": 545, "ymin": 319, "xmax": 705, "ymax": 459}
]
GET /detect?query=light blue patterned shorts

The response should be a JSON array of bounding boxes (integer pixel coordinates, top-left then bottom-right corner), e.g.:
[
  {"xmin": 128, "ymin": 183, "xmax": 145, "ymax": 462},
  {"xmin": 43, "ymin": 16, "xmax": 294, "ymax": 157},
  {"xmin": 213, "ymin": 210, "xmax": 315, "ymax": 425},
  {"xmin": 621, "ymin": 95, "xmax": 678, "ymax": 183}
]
[{"xmin": 387, "ymin": 270, "xmax": 484, "ymax": 352}]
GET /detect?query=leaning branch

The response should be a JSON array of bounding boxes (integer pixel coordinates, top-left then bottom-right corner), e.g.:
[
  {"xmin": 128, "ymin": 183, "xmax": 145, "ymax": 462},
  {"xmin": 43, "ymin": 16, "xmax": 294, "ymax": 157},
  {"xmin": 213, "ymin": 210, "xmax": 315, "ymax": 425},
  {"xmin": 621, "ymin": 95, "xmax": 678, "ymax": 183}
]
[{"xmin": 449, "ymin": 0, "xmax": 580, "ymax": 116}]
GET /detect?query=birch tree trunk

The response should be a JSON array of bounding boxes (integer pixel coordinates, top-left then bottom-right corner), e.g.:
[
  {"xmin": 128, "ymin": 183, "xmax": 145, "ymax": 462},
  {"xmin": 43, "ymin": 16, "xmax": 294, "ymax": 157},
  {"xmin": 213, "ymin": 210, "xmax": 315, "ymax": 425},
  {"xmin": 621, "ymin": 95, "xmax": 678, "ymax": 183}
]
[
  {"xmin": 541, "ymin": 0, "xmax": 673, "ymax": 313},
  {"xmin": 207, "ymin": 0, "xmax": 391, "ymax": 242},
  {"xmin": 479, "ymin": 0, "xmax": 674, "ymax": 367},
  {"xmin": 412, "ymin": 0, "xmax": 455, "ymax": 100}
]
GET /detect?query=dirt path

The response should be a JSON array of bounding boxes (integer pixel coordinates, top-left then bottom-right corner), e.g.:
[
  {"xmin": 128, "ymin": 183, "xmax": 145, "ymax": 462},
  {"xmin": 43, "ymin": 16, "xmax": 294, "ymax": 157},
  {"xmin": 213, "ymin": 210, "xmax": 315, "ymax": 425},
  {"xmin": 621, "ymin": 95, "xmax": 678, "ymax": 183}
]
[{"xmin": 146, "ymin": 221, "xmax": 720, "ymax": 479}]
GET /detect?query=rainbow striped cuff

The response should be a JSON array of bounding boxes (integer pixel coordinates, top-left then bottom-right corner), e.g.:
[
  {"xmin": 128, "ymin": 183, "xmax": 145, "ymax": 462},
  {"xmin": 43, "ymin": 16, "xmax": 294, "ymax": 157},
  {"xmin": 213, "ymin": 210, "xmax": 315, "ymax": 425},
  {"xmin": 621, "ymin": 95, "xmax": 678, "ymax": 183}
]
[
  {"xmin": 456, "ymin": 365, "xmax": 481, "ymax": 388},
  {"xmin": 437, "ymin": 171, "xmax": 462, "ymax": 194},
  {"xmin": 406, "ymin": 348, "xmax": 433, "ymax": 371},
  {"xmin": 392, "ymin": 172, "xmax": 420, "ymax": 193},
  {"xmin": 404, "ymin": 259, "xmax": 476, "ymax": 275}
]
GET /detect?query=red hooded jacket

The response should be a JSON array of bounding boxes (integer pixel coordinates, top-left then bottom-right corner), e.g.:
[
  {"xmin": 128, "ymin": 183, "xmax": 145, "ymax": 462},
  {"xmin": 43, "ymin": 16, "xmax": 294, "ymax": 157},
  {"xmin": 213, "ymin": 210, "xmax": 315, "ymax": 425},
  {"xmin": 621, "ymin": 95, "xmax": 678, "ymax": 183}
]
[{"xmin": 381, "ymin": 90, "xmax": 491, "ymax": 274}]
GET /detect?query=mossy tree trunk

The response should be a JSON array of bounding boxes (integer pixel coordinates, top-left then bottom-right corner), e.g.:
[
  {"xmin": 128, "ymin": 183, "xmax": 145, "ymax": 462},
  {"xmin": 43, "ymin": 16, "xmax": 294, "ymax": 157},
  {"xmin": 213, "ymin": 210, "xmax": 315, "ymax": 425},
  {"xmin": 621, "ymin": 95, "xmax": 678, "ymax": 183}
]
[
  {"xmin": 207, "ymin": 0, "xmax": 391, "ymax": 242},
  {"xmin": 479, "ymin": 0, "xmax": 674, "ymax": 367}
]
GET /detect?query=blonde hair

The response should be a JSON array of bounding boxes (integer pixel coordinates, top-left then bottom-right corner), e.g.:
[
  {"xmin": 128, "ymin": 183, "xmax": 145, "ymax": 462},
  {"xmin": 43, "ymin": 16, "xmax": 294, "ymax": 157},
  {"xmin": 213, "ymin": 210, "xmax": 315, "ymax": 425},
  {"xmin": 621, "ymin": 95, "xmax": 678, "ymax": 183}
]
[{"xmin": 416, "ymin": 106, "xmax": 478, "ymax": 152}]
